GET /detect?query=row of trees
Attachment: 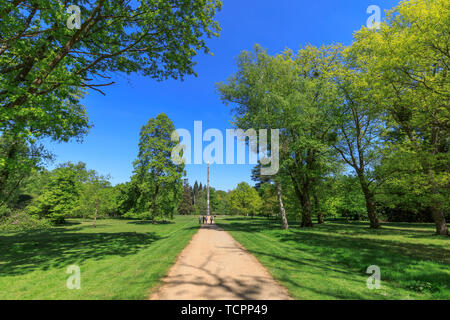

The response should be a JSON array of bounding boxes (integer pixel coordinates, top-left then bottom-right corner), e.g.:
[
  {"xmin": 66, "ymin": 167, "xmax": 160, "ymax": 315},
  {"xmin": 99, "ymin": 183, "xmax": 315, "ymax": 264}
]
[
  {"xmin": 0, "ymin": 0, "xmax": 222, "ymax": 221},
  {"xmin": 217, "ymin": 0, "xmax": 449, "ymax": 234},
  {"xmin": 178, "ymin": 180, "xmax": 220, "ymax": 215},
  {"xmin": 1, "ymin": 162, "xmax": 118, "ymax": 224},
  {"xmin": 1, "ymin": 113, "xmax": 184, "ymax": 224},
  {"xmin": 177, "ymin": 180, "xmax": 262, "ymax": 217}
]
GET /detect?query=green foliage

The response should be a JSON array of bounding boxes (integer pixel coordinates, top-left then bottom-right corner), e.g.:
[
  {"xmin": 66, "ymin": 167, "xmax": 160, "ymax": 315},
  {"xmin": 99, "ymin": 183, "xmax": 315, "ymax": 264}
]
[
  {"xmin": 352, "ymin": 0, "xmax": 449, "ymax": 233},
  {"xmin": 127, "ymin": 113, "xmax": 184, "ymax": 220},
  {"xmin": 0, "ymin": 132, "xmax": 52, "ymax": 208},
  {"xmin": 229, "ymin": 182, "xmax": 262, "ymax": 217},
  {"xmin": 1, "ymin": 0, "xmax": 222, "ymax": 142},
  {"xmin": 0, "ymin": 211, "xmax": 51, "ymax": 232},
  {"xmin": 178, "ymin": 180, "xmax": 194, "ymax": 215},
  {"xmin": 0, "ymin": 0, "xmax": 222, "ymax": 208},
  {"xmin": 258, "ymin": 183, "xmax": 279, "ymax": 218},
  {"xmin": 217, "ymin": 44, "xmax": 341, "ymax": 226},
  {"xmin": 27, "ymin": 162, "xmax": 89, "ymax": 224},
  {"xmin": 216, "ymin": 0, "xmax": 449, "ymax": 232},
  {"xmin": 214, "ymin": 190, "xmax": 229, "ymax": 215},
  {"xmin": 72, "ymin": 171, "xmax": 118, "ymax": 220}
]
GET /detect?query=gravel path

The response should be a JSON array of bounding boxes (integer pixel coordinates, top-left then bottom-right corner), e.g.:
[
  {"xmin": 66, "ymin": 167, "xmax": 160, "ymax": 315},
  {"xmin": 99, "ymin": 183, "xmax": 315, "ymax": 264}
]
[{"xmin": 149, "ymin": 223, "xmax": 292, "ymax": 300}]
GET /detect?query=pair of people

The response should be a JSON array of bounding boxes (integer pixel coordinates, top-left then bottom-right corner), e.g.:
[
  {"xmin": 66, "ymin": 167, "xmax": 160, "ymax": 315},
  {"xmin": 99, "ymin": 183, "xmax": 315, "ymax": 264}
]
[{"xmin": 198, "ymin": 215, "xmax": 214, "ymax": 225}]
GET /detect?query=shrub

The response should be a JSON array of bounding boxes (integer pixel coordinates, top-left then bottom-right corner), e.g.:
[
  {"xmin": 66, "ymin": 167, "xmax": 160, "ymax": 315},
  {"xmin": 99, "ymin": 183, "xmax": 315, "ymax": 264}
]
[{"xmin": 0, "ymin": 211, "xmax": 51, "ymax": 232}]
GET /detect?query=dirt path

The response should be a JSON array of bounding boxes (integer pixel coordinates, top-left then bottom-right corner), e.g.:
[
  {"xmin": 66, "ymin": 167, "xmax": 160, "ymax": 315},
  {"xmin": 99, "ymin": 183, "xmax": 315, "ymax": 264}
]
[{"xmin": 149, "ymin": 223, "xmax": 292, "ymax": 300}]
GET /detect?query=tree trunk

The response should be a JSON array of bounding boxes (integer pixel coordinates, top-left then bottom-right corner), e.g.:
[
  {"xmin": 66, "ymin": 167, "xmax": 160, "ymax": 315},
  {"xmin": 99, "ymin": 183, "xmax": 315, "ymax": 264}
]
[
  {"xmin": 276, "ymin": 181, "xmax": 289, "ymax": 230},
  {"xmin": 289, "ymin": 174, "xmax": 313, "ymax": 228},
  {"xmin": 359, "ymin": 180, "xmax": 380, "ymax": 229},
  {"xmin": 430, "ymin": 206, "xmax": 449, "ymax": 236},
  {"xmin": 300, "ymin": 192, "xmax": 314, "ymax": 227},
  {"xmin": 318, "ymin": 212, "xmax": 324, "ymax": 224},
  {"xmin": 93, "ymin": 197, "xmax": 98, "ymax": 228},
  {"xmin": 314, "ymin": 193, "xmax": 324, "ymax": 224},
  {"xmin": 151, "ymin": 186, "xmax": 159, "ymax": 222}
]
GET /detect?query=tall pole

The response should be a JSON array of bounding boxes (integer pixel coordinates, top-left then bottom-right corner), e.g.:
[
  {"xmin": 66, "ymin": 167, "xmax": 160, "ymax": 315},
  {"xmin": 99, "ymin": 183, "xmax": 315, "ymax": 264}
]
[{"xmin": 207, "ymin": 162, "xmax": 210, "ymax": 217}]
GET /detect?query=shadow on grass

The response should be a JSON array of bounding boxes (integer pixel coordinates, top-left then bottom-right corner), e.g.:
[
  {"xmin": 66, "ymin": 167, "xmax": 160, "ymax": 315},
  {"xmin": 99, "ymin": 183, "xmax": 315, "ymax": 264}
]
[
  {"xmin": 0, "ymin": 227, "xmax": 163, "ymax": 276},
  {"xmin": 126, "ymin": 220, "xmax": 176, "ymax": 225},
  {"xmin": 217, "ymin": 218, "xmax": 449, "ymax": 297}
]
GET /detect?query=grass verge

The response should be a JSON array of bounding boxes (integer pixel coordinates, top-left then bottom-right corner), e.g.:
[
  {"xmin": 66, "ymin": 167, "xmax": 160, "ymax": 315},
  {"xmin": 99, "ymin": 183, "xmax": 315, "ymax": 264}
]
[
  {"xmin": 0, "ymin": 216, "xmax": 199, "ymax": 299},
  {"xmin": 216, "ymin": 216, "xmax": 449, "ymax": 300}
]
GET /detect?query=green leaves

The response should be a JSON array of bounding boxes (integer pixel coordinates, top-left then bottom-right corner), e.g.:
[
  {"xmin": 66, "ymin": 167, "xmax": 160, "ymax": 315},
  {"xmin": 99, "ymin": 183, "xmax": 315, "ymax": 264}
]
[
  {"xmin": 351, "ymin": 0, "xmax": 449, "ymax": 232},
  {"xmin": 217, "ymin": 44, "xmax": 341, "ymax": 225},
  {"xmin": 129, "ymin": 113, "xmax": 184, "ymax": 220},
  {"xmin": 27, "ymin": 162, "xmax": 88, "ymax": 224},
  {"xmin": 229, "ymin": 182, "xmax": 262, "ymax": 217}
]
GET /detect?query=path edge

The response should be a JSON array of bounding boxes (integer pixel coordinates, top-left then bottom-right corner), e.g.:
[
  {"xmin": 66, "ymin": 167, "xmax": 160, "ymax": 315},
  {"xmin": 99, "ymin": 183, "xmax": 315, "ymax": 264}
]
[
  {"xmin": 214, "ymin": 224, "xmax": 294, "ymax": 300},
  {"xmin": 147, "ymin": 224, "xmax": 203, "ymax": 300}
]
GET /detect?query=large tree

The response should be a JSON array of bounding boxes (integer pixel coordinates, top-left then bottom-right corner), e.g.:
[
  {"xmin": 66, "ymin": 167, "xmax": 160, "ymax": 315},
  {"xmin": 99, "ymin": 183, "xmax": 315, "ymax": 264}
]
[
  {"xmin": 327, "ymin": 48, "xmax": 387, "ymax": 229},
  {"xmin": 352, "ymin": 0, "xmax": 449, "ymax": 235},
  {"xmin": 0, "ymin": 0, "xmax": 221, "ymax": 201},
  {"xmin": 130, "ymin": 113, "xmax": 184, "ymax": 220},
  {"xmin": 217, "ymin": 45, "xmax": 339, "ymax": 227}
]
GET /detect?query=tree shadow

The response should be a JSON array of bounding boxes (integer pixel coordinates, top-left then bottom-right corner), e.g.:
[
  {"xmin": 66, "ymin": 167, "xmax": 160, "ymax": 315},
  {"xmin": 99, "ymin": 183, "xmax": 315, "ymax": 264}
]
[
  {"xmin": 0, "ymin": 228, "xmax": 163, "ymax": 276},
  {"xmin": 127, "ymin": 220, "xmax": 175, "ymax": 225},
  {"xmin": 152, "ymin": 252, "xmax": 291, "ymax": 300},
  {"xmin": 217, "ymin": 218, "xmax": 449, "ymax": 297}
]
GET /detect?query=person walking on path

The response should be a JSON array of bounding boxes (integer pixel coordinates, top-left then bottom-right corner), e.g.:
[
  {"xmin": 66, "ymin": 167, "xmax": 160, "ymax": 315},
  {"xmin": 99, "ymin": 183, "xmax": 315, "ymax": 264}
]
[{"xmin": 198, "ymin": 216, "xmax": 202, "ymax": 224}]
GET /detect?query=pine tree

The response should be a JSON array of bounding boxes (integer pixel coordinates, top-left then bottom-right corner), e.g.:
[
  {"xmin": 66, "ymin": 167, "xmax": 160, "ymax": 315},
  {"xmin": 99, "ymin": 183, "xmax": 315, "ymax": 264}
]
[
  {"xmin": 178, "ymin": 181, "xmax": 194, "ymax": 215},
  {"xmin": 193, "ymin": 181, "xmax": 199, "ymax": 205}
]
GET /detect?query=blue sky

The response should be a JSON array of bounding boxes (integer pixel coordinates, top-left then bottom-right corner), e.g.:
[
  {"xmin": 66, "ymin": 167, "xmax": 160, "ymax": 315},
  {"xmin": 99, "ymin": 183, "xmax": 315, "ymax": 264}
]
[{"xmin": 45, "ymin": 0, "xmax": 400, "ymax": 191}]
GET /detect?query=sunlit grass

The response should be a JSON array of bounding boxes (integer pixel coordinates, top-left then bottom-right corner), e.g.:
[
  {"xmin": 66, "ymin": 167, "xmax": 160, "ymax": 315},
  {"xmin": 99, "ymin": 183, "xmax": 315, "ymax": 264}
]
[
  {"xmin": 216, "ymin": 217, "xmax": 449, "ymax": 300},
  {"xmin": 0, "ymin": 216, "xmax": 199, "ymax": 300}
]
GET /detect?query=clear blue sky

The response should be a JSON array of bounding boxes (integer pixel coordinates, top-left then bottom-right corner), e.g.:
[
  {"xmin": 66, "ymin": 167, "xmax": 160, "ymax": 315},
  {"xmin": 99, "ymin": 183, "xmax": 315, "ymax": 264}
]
[{"xmin": 45, "ymin": 0, "xmax": 400, "ymax": 191}]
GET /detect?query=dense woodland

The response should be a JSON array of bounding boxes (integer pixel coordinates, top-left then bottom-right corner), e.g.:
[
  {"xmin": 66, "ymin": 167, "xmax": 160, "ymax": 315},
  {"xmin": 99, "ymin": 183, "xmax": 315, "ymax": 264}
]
[{"xmin": 0, "ymin": 0, "xmax": 448, "ymax": 235}]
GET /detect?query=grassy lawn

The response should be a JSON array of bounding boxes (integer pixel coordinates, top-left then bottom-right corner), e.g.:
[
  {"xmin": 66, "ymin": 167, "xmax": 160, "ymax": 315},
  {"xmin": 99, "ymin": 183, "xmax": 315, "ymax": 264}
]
[
  {"xmin": 216, "ymin": 216, "xmax": 449, "ymax": 300},
  {"xmin": 0, "ymin": 216, "xmax": 199, "ymax": 299}
]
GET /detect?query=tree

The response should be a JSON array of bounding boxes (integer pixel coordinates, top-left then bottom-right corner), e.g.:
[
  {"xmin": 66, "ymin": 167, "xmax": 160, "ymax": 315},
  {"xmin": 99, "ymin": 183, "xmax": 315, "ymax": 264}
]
[
  {"xmin": 318, "ymin": 174, "xmax": 366, "ymax": 221},
  {"xmin": 215, "ymin": 190, "xmax": 229, "ymax": 215},
  {"xmin": 74, "ymin": 171, "xmax": 112, "ymax": 227},
  {"xmin": 1, "ymin": 0, "xmax": 222, "ymax": 132},
  {"xmin": 28, "ymin": 162, "xmax": 88, "ymax": 224},
  {"xmin": 258, "ymin": 183, "xmax": 279, "ymax": 218},
  {"xmin": 229, "ymin": 182, "xmax": 262, "ymax": 217},
  {"xmin": 352, "ymin": 0, "xmax": 449, "ymax": 235},
  {"xmin": 178, "ymin": 180, "xmax": 194, "ymax": 215},
  {"xmin": 193, "ymin": 180, "xmax": 199, "ymax": 205},
  {"xmin": 115, "ymin": 182, "xmax": 136, "ymax": 217},
  {"xmin": 0, "ymin": 0, "xmax": 222, "ymax": 202},
  {"xmin": 252, "ymin": 162, "xmax": 288, "ymax": 229},
  {"xmin": 327, "ymin": 48, "xmax": 387, "ymax": 228},
  {"xmin": 217, "ymin": 45, "xmax": 339, "ymax": 227},
  {"xmin": 129, "ymin": 113, "xmax": 184, "ymax": 220},
  {"xmin": 0, "ymin": 132, "xmax": 52, "ymax": 208},
  {"xmin": 194, "ymin": 186, "xmax": 216, "ymax": 214}
]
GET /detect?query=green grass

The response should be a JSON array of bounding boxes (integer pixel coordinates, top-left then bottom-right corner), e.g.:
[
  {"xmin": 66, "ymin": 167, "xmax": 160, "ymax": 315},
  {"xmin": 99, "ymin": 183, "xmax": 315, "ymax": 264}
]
[
  {"xmin": 0, "ymin": 216, "xmax": 199, "ymax": 299},
  {"xmin": 216, "ymin": 216, "xmax": 449, "ymax": 300}
]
